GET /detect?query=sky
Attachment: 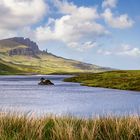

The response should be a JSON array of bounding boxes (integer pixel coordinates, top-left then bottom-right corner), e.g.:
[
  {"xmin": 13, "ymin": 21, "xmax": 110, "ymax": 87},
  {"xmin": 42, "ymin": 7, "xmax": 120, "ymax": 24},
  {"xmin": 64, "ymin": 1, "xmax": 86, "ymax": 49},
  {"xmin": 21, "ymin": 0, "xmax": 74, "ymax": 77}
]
[{"xmin": 0, "ymin": 0, "xmax": 140, "ymax": 69}]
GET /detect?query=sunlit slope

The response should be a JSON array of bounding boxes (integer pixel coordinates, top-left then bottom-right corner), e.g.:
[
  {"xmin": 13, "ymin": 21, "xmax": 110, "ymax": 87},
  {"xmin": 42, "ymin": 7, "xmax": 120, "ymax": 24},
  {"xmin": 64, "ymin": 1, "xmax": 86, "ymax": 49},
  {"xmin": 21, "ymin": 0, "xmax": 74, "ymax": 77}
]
[
  {"xmin": 0, "ymin": 37, "xmax": 109, "ymax": 74},
  {"xmin": 0, "ymin": 53, "xmax": 107, "ymax": 74},
  {"xmin": 0, "ymin": 59, "xmax": 24, "ymax": 75}
]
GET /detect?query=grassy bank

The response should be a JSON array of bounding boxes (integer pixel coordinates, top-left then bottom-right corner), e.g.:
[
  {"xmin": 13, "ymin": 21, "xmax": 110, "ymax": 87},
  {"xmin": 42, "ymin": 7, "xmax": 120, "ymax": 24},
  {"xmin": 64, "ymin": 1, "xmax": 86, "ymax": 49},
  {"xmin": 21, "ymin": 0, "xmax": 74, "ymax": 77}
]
[
  {"xmin": 0, "ymin": 114, "xmax": 139, "ymax": 140},
  {"xmin": 64, "ymin": 70, "xmax": 140, "ymax": 91}
]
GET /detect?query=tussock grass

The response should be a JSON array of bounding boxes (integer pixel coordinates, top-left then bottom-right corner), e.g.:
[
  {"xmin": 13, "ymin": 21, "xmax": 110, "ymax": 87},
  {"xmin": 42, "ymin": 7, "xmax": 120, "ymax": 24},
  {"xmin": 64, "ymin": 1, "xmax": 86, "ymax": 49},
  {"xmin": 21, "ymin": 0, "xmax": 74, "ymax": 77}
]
[{"xmin": 0, "ymin": 114, "xmax": 139, "ymax": 140}]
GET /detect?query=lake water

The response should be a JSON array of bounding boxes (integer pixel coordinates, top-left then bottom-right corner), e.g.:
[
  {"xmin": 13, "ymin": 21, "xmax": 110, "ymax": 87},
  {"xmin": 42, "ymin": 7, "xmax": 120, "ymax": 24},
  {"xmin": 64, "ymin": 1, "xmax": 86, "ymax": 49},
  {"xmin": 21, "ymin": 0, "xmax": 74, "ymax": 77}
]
[{"xmin": 0, "ymin": 75, "xmax": 140, "ymax": 117}]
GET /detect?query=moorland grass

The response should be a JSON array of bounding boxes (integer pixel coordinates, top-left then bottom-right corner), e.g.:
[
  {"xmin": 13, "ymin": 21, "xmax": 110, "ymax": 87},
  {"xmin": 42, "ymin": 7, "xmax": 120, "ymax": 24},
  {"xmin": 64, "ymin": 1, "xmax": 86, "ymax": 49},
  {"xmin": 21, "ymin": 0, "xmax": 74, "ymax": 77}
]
[
  {"xmin": 64, "ymin": 70, "xmax": 140, "ymax": 91},
  {"xmin": 0, "ymin": 114, "xmax": 139, "ymax": 140}
]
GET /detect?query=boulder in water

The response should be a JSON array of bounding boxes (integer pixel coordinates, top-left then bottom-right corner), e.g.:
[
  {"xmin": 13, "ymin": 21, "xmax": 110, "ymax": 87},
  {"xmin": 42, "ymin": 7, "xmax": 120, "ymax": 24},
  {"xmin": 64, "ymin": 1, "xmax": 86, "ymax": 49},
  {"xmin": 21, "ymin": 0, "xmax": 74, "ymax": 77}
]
[{"xmin": 38, "ymin": 77, "xmax": 54, "ymax": 85}]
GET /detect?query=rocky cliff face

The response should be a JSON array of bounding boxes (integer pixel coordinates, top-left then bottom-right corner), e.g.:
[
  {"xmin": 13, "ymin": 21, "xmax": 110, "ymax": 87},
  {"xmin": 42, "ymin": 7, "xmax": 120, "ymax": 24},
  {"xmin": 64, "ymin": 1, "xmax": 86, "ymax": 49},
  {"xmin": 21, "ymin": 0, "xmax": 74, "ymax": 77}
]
[{"xmin": 8, "ymin": 37, "xmax": 40, "ymax": 56}]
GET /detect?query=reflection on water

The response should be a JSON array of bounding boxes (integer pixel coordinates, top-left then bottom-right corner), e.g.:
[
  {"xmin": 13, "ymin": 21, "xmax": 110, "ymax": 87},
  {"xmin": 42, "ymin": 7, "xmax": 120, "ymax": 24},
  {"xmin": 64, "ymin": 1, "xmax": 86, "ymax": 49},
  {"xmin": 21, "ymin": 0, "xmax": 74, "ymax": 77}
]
[{"xmin": 0, "ymin": 75, "xmax": 140, "ymax": 117}]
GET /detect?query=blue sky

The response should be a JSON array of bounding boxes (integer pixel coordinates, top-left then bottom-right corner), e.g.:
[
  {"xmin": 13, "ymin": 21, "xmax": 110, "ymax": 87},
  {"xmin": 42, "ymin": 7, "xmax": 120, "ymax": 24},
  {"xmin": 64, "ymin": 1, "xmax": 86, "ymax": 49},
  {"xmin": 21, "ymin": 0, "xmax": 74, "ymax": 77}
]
[{"xmin": 0, "ymin": 0, "xmax": 140, "ymax": 69}]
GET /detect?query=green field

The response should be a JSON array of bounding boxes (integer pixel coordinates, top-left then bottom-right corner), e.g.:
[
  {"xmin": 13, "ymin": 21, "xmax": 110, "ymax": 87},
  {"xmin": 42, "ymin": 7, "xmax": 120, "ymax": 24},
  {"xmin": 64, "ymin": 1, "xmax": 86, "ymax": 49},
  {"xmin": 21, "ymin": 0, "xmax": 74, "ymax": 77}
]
[
  {"xmin": 0, "ymin": 114, "xmax": 139, "ymax": 140},
  {"xmin": 64, "ymin": 70, "xmax": 140, "ymax": 91}
]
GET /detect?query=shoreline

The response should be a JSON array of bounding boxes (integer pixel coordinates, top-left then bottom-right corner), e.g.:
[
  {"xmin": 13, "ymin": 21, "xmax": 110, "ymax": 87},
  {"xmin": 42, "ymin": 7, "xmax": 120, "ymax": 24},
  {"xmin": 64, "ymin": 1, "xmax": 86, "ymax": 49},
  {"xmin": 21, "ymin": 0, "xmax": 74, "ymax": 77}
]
[
  {"xmin": 64, "ymin": 70, "xmax": 140, "ymax": 92},
  {"xmin": 1, "ymin": 70, "xmax": 140, "ymax": 92}
]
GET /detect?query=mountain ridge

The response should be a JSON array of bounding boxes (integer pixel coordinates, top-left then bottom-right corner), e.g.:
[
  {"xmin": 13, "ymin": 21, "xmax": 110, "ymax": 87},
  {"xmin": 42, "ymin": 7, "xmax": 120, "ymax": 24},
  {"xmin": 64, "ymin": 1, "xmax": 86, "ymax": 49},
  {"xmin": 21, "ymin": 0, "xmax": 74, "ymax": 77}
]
[
  {"xmin": 0, "ymin": 37, "xmax": 111, "ymax": 74},
  {"xmin": 0, "ymin": 37, "xmax": 40, "ymax": 56}
]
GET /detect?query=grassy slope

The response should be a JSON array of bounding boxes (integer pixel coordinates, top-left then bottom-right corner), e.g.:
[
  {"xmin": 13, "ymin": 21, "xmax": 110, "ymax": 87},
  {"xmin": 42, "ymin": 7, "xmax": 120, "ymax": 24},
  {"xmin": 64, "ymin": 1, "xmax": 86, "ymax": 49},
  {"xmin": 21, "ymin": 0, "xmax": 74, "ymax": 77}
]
[
  {"xmin": 0, "ymin": 60, "xmax": 25, "ymax": 75},
  {"xmin": 0, "ymin": 52, "xmax": 106, "ymax": 75},
  {"xmin": 0, "ymin": 115, "xmax": 139, "ymax": 140},
  {"xmin": 0, "ymin": 40, "xmax": 33, "ymax": 75},
  {"xmin": 0, "ymin": 38, "xmax": 109, "ymax": 75},
  {"xmin": 64, "ymin": 70, "xmax": 140, "ymax": 91}
]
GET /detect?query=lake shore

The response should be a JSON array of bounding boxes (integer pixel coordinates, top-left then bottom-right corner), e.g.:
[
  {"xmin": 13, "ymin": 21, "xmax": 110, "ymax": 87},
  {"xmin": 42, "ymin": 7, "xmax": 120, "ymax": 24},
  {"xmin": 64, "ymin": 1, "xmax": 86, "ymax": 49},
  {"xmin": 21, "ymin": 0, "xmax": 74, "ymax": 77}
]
[
  {"xmin": 0, "ymin": 114, "xmax": 139, "ymax": 140},
  {"xmin": 0, "ymin": 75, "xmax": 140, "ymax": 117},
  {"xmin": 64, "ymin": 70, "xmax": 140, "ymax": 91}
]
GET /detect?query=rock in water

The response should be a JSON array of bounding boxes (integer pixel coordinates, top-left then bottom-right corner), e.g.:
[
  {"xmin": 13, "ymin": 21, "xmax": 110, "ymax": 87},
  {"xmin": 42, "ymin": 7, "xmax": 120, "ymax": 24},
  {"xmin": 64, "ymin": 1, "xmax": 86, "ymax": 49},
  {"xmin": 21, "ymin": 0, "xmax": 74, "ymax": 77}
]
[{"xmin": 38, "ymin": 78, "xmax": 54, "ymax": 85}]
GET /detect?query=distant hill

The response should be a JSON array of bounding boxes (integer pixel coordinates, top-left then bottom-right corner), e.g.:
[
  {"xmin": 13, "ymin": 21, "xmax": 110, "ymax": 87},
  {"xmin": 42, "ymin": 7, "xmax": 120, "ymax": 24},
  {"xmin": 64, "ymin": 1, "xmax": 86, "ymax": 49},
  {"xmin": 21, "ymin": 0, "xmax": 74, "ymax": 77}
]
[{"xmin": 0, "ymin": 37, "xmax": 111, "ymax": 75}]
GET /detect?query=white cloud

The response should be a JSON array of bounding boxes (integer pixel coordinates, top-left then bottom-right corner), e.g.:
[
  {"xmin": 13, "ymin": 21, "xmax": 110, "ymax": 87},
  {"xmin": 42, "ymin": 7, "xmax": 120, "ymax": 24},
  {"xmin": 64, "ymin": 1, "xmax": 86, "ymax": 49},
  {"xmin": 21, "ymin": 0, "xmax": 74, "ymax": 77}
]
[
  {"xmin": 0, "ymin": 0, "xmax": 48, "ymax": 29},
  {"xmin": 102, "ymin": 8, "xmax": 134, "ymax": 29},
  {"xmin": 102, "ymin": 0, "xmax": 118, "ymax": 8},
  {"xmin": 97, "ymin": 44, "xmax": 140, "ymax": 57},
  {"xmin": 35, "ymin": 1, "xmax": 108, "ymax": 50},
  {"xmin": 53, "ymin": 0, "xmax": 99, "ymax": 20},
  {"xmin": 68, "ymin": 41, "xmax": 98, "ymax": 52},
  {"xmin": 97, "ymin": 49, "xmax": 112, "ymax": 55},
  {"xmin": 35, "ymin": 15, "xmax": 108, "ymax": 42},
  {"xmin": 0, "ymin": 29, "xmax": 17, "ymax": 39},
  {"xmin": 0, "ymin": 0, "xmax": 135, "ymax": 53},
  {"xmin": 117, "ymin": 44, "xmax": 140, "ymax": 57}
]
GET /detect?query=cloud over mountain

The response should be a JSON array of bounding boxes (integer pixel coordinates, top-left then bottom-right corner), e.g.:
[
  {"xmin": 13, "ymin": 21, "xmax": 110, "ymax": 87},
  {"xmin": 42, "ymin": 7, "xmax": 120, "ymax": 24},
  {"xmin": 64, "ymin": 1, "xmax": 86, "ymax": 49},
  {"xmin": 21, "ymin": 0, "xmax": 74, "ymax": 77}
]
[
  {"xmin": 0, "ymin": 0, "xmax": 47, "ymax": 29},
  {"xmin": 0, "ymin": 0, "xmax": 136, "ymax": 54},
  {"xmin": 35, "ymin": 0, "xmax": 108, "ymax": 50},
  {"xmin": 0, "ymin": 0, "xmax": 139, "ymax": 69},
  {"xmin": 102, "ymin": 8, "xmax": 134, "ymax": 29}
]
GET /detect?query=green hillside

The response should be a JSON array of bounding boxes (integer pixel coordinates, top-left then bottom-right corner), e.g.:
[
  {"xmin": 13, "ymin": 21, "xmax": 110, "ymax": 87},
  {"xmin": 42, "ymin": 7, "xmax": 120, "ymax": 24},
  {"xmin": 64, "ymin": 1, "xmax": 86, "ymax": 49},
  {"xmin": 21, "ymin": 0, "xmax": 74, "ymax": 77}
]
[
  {"xmin": 0, "ymin": 60, "xmax": 24, "ymax": 75},
  {"xmin": 64, "ymin": 70, "xmax": 140, "ymax": 91},
  {"xmin": 0, "ymin": 37, "xmax": 109, "ymax": 75}
]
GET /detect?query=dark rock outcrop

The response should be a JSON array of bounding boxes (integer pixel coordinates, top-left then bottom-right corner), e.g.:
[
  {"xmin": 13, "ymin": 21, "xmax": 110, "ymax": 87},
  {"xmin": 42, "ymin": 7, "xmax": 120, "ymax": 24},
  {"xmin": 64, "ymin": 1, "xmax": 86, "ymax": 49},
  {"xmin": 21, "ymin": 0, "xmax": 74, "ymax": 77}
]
[
  {"xmin": 8, "ymin": 37, "xmax": 40, "ymax": 56},
  {"xmin": 38, "ymin": 77, "xmax": 54, "ymax": 85},
  {"xmin": 9, "ymin": 47, "xmax": 38, "ymax": 56}
]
